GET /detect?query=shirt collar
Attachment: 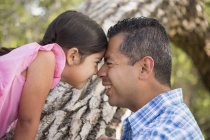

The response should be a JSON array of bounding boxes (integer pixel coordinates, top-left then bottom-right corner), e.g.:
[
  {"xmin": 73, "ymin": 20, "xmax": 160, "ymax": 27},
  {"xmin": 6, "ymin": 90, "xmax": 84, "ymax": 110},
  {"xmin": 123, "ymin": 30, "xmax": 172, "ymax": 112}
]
[{"xmin": 126, "ymin": 88, "xmax": 183, "ymax": 136}]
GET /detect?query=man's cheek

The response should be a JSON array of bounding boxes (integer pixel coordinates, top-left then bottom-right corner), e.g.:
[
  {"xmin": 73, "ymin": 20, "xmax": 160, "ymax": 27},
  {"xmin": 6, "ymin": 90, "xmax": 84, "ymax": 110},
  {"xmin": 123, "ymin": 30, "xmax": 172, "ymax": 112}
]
[
  {"xmin": 107, "ymin": 68, "xmax": 116, "ymax": 82},
  {"xmin": 108, "ymin": 68, "xmax": 125, "ymax": 86}
]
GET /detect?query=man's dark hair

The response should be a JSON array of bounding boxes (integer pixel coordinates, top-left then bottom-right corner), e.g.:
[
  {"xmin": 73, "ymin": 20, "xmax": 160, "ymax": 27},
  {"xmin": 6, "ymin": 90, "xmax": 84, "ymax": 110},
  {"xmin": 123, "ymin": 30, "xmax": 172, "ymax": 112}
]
[{"xmin": 107, "ymin": 17, "xmax": 171, "ymax": 86}]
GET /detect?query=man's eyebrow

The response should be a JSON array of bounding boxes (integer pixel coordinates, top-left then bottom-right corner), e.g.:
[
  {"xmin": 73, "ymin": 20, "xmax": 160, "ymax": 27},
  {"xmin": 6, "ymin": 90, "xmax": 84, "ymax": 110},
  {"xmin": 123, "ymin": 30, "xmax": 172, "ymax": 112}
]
[
  {"xmin": 104, "ymin": 56, "xmax": 115, "ymax": 63},
  {"xmin": 104, "ymin": 56, "xmax": 111, "ymax": 62}
]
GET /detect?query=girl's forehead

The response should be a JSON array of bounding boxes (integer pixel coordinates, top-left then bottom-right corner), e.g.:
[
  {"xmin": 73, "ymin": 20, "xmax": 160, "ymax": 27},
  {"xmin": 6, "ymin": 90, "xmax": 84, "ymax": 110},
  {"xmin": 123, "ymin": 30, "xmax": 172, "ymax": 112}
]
[{"xmin": 81, "ymin": 51, "xmax": 104, "ymax": 62}]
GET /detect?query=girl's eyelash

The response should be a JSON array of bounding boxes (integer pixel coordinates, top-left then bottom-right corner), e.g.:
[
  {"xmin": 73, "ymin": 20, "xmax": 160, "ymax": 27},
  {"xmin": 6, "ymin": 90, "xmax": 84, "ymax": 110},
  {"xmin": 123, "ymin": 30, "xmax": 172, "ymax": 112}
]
[
  {"xmin": 97, "ymin": 59, "xmax": 104, "ymax": 64},
  {"xmin": 96, "ymin": 60, "xmax": 101, "ymax": 63}
]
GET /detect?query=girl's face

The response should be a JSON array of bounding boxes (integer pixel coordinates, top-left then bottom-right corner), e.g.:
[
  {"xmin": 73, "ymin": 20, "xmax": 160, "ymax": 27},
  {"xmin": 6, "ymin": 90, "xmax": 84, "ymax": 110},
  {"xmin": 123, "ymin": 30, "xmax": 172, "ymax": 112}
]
[{"xmin": 62, "ymin": 50, "xmax": 105, "ymax": 89}]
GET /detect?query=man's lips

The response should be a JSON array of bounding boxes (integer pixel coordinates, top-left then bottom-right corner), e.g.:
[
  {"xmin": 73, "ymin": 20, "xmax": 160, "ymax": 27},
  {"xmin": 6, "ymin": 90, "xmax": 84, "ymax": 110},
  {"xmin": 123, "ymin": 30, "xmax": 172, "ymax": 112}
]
[
  {"xmin": 102, "ymin": 82, "xmax": 111, "ymax": 86},
  {"xmin": 102, "ymin": 82, "xmax": 112, "ymax": 90},
  {"xmin": 104, "ymin": 85, "xmax": 111, "ymax": 90}
]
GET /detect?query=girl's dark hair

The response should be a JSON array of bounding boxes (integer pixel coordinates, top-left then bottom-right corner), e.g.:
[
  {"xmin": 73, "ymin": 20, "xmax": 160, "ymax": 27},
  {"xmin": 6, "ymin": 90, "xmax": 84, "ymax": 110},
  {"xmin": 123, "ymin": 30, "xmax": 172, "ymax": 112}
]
[
  {"xmin": 0, "ymin": 11, "xmax": 107, "ymax": 57},
  {"xmin": 0, "ymin": 47, "xmax": 15, "ymax": 56},
  {"xmin": 39, "ymin": 10, "xmax": 107, "ymax": 56}
]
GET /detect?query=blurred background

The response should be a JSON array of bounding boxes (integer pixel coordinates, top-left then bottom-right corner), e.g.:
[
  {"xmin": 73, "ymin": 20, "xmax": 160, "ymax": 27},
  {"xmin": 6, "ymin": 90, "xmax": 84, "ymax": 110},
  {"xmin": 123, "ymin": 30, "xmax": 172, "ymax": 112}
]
[{"xmin": 0, "ymin": 0, "xmax": 210, "ymax": 139}]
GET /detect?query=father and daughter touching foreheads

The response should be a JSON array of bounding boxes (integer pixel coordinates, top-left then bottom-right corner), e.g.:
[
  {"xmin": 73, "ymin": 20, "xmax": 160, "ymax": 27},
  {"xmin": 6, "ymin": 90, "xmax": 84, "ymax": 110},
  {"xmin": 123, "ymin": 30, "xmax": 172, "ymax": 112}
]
[{"xmin": 0, "ymin": 10, "xmax": 204, "ymax": 140}]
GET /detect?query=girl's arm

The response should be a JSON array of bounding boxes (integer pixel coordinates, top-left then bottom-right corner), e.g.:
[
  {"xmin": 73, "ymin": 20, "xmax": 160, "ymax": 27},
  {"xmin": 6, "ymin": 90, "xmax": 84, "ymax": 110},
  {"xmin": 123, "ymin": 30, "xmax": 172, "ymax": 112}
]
[{"xmin": 13, "ymin": 51, "xmax": 56, "ymax": 140}]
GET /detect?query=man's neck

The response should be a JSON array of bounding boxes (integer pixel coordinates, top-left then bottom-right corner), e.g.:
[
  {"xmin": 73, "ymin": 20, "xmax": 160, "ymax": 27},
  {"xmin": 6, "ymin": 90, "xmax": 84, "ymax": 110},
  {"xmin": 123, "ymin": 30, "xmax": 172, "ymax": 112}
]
[{"xmin": 130, "ymin": 81, "xmax": 171, "ymax": 112}]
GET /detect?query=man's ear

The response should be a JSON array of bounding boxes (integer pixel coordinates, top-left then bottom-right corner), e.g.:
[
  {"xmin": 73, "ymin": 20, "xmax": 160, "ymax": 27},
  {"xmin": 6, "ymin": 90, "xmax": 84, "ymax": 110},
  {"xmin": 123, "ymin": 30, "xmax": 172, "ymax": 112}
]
[
  {"xmin": 136, "ymin": 56, "xmax": 154, "ymax": 80},
  {"xmin": 66, "ymin": 48, "xmax": 81, "ymax": 66}
]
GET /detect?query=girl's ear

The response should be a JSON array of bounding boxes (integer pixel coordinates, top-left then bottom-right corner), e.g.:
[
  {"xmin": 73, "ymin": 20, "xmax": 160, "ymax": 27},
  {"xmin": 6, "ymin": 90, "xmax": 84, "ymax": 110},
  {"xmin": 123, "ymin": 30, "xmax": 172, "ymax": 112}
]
[
  {"xmin": 135, "ymin": 56, "xmax": 154, "ymax": 80},
  {"xmin": 66, "ymin": 48, "xmax": 81, "ymax": 66}
]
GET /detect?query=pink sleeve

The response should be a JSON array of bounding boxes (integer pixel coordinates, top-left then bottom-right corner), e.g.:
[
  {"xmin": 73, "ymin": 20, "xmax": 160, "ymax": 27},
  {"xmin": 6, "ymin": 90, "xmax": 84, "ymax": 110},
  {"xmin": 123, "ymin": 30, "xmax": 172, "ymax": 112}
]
[{"xmin": 39, "ymin": 43, "xmax": 66, "ymax": 88}]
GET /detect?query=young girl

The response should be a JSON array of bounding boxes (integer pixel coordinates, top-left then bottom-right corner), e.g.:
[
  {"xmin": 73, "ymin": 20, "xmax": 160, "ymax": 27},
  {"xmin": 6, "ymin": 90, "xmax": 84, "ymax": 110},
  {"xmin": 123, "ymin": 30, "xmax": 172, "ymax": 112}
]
[{"xmin": 0, "ymin": 10, "xmax": 107, "ymax": 139}]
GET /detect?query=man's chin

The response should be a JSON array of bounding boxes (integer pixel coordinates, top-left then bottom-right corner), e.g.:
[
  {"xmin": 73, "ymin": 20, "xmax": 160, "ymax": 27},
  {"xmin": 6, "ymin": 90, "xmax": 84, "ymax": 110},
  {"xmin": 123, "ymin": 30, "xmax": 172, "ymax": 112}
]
[
  {"xmin": 107, "ymin": 96, "xmax": 117, "ymax": 107},
  {"xmin": 108, "ymin": 102, "xmax": 115, "ymax": 107}
]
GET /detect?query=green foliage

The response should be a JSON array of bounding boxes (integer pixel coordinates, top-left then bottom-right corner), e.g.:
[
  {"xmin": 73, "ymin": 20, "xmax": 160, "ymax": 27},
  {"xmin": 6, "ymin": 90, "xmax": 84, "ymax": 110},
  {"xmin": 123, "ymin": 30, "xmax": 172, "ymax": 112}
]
[
  {"xmin": 0, "ymin": 0, "xmax": 25, "ymax": 47},
  {"xmin": 0, "ymin": 0, "xmax": 82, "ymax": 48},
  {"xmin": 204, "ymin": 0, "xmax": 210, "ymax": 22}
]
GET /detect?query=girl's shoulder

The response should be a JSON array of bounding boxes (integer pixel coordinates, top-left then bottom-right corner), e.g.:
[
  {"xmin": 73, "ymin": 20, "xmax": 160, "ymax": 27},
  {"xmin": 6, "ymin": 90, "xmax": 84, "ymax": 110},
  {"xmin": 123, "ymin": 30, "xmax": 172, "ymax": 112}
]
[
  {"xmin": 0, "ymin": 42, "xmax": 66, "ymax": 89},
  {"xmin": 28, "ymin": 42, "xmax": 66, "ymax": 88}
]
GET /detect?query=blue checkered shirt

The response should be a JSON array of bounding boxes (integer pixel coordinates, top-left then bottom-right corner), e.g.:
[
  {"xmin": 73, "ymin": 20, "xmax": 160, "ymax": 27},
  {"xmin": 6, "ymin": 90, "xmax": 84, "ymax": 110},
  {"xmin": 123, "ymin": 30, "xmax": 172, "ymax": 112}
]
[{"xmin": 121, "ymin": 88, "xmax": 204, "ymax": 140}]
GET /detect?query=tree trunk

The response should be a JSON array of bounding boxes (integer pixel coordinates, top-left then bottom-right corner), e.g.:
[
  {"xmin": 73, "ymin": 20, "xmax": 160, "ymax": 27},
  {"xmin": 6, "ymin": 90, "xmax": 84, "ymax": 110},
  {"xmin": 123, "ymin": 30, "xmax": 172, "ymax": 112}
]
[
  {"xmin": 36, "ymin": 79, "xmax": 123, "ymax": 140},
  {"xmin": 3, "ymin": 0, "xmax": 210, "ymax": 139}
]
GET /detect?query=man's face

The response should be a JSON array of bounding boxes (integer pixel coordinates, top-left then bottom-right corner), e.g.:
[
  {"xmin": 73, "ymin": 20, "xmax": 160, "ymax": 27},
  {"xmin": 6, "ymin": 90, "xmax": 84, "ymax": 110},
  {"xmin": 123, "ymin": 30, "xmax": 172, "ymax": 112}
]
[{"xmin": 98, "ymin": 33, "xmax": 140, "ymax": 108}]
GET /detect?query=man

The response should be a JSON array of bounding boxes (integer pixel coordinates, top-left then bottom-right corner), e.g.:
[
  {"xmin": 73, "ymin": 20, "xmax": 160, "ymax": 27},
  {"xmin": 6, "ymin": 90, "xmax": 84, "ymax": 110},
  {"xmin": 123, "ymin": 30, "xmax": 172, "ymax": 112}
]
[{"xmin": 97, "ymin": 17, "xmax": 204, "ymax": 139}]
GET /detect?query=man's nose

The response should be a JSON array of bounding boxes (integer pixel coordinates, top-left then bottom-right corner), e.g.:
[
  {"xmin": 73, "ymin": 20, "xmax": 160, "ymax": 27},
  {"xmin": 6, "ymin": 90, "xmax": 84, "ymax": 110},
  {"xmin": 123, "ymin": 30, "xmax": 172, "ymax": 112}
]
[{"xmin": 97, "ymin": 64, "xmax": 107, "ymax": 78}]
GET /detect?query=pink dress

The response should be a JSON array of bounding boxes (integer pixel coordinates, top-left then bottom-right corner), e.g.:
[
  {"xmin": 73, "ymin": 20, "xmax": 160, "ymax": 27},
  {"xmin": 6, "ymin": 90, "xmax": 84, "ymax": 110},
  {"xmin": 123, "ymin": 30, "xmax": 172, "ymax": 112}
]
[{"xmin": 0, "ymin": 42, "xmax": 66, "ymax": 138}]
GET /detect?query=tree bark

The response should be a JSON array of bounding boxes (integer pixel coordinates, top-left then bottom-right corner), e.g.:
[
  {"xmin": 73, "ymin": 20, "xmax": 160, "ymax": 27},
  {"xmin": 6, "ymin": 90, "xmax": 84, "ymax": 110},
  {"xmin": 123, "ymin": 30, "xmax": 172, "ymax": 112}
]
[
  {"xmin": 35, "ymin": 78, "xmax": 128, "ymax": 140},
  {"xmin": 36, "ymin": 79, "xmax": 123, "ymax": 140},
  {"xmin": 3, "ymin": 0, "xmax": 210, "ymax": 139}
]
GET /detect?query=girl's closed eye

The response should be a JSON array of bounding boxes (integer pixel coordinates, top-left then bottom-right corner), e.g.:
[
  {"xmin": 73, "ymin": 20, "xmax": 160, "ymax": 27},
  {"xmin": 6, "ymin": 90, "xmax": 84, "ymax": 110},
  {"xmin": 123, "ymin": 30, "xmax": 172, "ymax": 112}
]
[
  {"xmin": 95, "ymin": 61, "xmax": 100, "ymax": 64},
  {"xmin": 95, "ymin": 60, "xmax": 102, "ymax": 69},
  {"xmin": 95, "ymin": 57, "xmax": 103, "ymax": 65}
]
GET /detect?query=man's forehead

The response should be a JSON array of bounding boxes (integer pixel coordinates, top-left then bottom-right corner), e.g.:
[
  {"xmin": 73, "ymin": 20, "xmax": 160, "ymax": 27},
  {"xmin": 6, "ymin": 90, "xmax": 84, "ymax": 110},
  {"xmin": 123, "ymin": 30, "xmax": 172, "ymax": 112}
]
[
  {"xmin": 103, "ymin": 47, "xmax": 122, "ymax": 62},
  {"xmin": 103, "ymin": 33, "xmax": 126, "ymax": 61}
]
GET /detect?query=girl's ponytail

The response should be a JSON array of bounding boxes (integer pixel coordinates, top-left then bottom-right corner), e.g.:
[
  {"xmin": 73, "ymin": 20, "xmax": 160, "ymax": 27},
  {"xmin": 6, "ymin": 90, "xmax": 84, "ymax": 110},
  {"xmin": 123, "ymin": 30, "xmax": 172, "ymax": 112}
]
[{"xmin": 0, "ymin": 47, "xmax": 14, "ymax": 56}]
